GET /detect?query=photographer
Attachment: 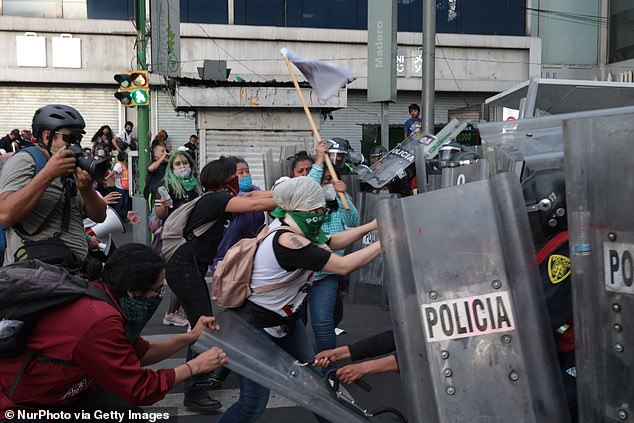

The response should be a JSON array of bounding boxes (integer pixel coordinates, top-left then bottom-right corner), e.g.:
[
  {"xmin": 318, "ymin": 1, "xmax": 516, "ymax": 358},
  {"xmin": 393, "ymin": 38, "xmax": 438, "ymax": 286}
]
[{"xmin": 0, "ymin": 104, "xmax": 106, "ymax": 272}]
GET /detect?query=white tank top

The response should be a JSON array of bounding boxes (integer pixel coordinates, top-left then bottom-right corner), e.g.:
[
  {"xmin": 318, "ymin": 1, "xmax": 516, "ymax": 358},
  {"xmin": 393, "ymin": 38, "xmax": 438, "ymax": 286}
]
[{"xmin": 249, "ymin": 220, "xmax": 314, "ymax": 318}]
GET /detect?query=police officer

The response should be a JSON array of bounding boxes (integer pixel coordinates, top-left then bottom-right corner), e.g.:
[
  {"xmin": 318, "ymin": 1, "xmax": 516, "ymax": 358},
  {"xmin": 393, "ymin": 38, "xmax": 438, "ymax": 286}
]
[{"xmin": 521, "ymin": 168, "xmax": 576, "ymax": 422}]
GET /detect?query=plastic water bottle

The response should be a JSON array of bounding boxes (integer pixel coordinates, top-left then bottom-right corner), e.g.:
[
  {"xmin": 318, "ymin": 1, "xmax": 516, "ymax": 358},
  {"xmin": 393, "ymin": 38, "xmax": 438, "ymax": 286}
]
[{"xmin": 157, "ymin": 186, "xmax": 173, "ymax": 208}]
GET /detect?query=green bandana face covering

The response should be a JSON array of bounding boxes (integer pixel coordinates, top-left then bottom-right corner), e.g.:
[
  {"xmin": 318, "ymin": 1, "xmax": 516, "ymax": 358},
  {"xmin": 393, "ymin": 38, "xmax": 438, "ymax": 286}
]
[
  {"xmin": 119, "ymin": 295, "xmax": 162, "ymax": 343},
  {"xmin": 271, "ymin": 206, "xmax": 328, "ymax": 244},
  {"xmin": 177, "ymin": 174, "xmax": 198, "ymax": 192}
]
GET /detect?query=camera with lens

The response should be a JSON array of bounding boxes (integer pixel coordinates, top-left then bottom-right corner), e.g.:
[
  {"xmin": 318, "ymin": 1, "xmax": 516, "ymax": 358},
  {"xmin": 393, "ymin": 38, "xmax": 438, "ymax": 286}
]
[{"xmin": 66, "ymin": 143, "xmax": 110, "ymax": 181}]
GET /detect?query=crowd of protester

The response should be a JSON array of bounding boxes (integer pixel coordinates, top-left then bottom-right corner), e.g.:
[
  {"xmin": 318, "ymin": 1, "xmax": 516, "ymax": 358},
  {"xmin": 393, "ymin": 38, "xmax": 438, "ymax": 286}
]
[{"xmin": 0, "ymin": 106, "xmax": 393, "ymax": 422}]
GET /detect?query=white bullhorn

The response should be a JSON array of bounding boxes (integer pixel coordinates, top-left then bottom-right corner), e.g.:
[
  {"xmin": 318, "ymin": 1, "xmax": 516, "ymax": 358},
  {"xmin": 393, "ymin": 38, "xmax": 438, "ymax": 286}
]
[{"xmin": 91, "ymin": 207, "xmax": 126, "ymax": 239}]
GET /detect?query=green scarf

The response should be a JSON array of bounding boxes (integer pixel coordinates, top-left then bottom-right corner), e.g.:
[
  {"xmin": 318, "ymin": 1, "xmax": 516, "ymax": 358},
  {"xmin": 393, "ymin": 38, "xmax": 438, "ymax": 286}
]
[
  {"xmin": 271, "ymin": 206, "xmax": 329, "ymax": 244},
  {"xmin": 177, "ymin": 175, "xmax": 198, "ymax": 192}
]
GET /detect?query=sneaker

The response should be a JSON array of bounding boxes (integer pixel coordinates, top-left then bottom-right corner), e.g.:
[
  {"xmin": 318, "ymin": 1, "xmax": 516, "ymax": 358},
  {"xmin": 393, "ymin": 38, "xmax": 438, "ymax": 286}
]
[
  {"xmin": 163, "ymin": 312, "xmax": 189, "ymax": 327},
  {"xmin": 184, "ymin": 384, "xmax": 222, "ymax": 412}
]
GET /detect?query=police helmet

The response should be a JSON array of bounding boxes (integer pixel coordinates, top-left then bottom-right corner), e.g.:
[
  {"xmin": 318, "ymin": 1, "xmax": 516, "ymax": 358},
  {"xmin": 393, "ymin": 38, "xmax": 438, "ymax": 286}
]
[
  {"xmin": 521, "ymin": 168, "xmax": 567, "ymax": 246},
  {"xmin": 438, "ymin": 140, "xmax": 463, "ymax": 161},
  {"xmin": 32, "ymin": 104, "xmax": 86, "ymax": 139},
  {"xmin": 326, "ymin": 138, "xmax": 350, "ymax": 156},
  {"xmin": 370, "ymin": 145, "xmax": 388, "ymax": 158}
]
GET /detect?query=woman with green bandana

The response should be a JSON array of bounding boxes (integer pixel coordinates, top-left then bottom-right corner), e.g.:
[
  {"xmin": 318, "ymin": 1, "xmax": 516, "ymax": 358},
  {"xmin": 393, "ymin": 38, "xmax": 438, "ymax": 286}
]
[
  {"xmin": 219, "ymin": 176, "xmax": 381, "ymax": 423},
  {"xmin": 154, "ymin": 151, "xmax": 201, "ymax": 328}
]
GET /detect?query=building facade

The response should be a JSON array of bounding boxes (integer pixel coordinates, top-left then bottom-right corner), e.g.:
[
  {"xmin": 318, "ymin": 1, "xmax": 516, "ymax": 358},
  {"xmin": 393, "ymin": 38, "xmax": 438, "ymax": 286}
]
[{"xmin": 0, "ymin": 0, "xmax": 541, "ymax": 171}]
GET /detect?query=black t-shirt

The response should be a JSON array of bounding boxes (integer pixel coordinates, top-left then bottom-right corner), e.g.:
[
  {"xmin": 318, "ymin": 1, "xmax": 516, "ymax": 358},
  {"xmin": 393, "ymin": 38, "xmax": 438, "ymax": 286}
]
[
  {"xmin": 271, "ymin": 227, "xmax": 331, "ymax": 272},
  {"xmin": 182, "ymin": 192, "xmax": 233, "ymax": 263}
]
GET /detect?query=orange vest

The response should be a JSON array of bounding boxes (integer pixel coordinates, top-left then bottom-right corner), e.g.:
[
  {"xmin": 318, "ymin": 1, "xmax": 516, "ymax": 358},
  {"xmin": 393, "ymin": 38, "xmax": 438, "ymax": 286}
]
[{"xmin": 118, "ymin": 162, "xmax": 129, "ymax": 189}]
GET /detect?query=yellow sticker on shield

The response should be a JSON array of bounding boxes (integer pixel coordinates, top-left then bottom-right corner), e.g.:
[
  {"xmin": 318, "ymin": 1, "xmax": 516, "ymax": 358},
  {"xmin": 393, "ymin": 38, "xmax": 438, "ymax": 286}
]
[{"xmin": 548, "ymin": 254, "xmax": 571, "ymax": 284}]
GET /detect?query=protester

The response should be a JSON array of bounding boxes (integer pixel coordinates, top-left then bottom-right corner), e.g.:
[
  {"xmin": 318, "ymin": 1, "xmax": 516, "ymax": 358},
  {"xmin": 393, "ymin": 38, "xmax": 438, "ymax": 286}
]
[
  {"xmin": 154, "ymin": 151, "xmax": 202, "ymax": 328},
  {"xmin": 289, "ymin": 151, "xmax": 315, "ymax": 177},
  {"xmin": 404, "ymin": 103, "xmax": 422, "ymax": 139},
  {"xmin": 184, "ymin": 134, "xmax": 199, "ymax": 166},
  {"xmin": 106, "ymin": 151, "xmax": 130, "ymax": 219},
  {"xmin": 212, "ymin": 156, "xmax": 265, "ymax": 270},
  {"xmin": 0, "ymin": 244, "xmax": 228, "ymax": 419},
  {"xmin": 0, "ymin": 129, "xmax": 22, "ymax": 153},
  {"xmin": 0, "ymin": 104, "xmax": 106, "ymax": 273},
  {"xmin": 90, "ymin": 125, "xmax": 115, "ymax": 158},
  {"xmin": 113, "ymin": 121, "xmax": 137, "ymax": 153},
  {"xmin": 145, "ymin": 143, "xmax": 169, "ymax": 200},
  {"xmin": 314, "ymin": 330, "xmax": 398, "ymax": 384},
  {"xmin": 307, "ymin": 142, "xmax": 360, "ymax": 354},
  {"xmin": 217, "ymin": 176, "xmax": 381, "ymax": 423},
  {"xmin": 164, "ymin": 157, "xmax": 277, "ymax": 411},
  {"xmin": 151, "ymin": 129, "xmax": 169, "ymax": 151}
]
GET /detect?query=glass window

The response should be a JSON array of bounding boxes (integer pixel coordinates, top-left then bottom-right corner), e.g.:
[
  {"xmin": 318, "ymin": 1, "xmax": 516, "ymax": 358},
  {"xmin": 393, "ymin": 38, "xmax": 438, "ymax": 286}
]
[
  {"xmin": 287, "ymin": 0, "xmax": 367, "ymax": 30},
  {"xmin": 235, "ymin": 0, "xmax": 285, "ymax": 26},
  {"xmin": 87, "ymin": 0, "xmax": 134, "ymax": 20},
  {"xmin": 398, "ymin": 0, "xmax": 524, "ymax": 36},
  {"xmin": 4, "ymin": 0, "xmax": 58, "ymax": 18},
  {"xmin": 180, "ymin": 0, "xmax": 227, "ymax": 24},
  {"xmin": 609, "ymin": 1, "xmax": 634, "ymax": 62}
]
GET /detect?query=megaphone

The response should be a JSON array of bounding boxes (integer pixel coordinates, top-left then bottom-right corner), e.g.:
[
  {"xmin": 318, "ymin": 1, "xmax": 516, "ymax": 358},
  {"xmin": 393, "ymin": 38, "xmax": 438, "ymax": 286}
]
[{"xmin": 90, "ymin": 207, "xmax": 126, "ymax": 239}]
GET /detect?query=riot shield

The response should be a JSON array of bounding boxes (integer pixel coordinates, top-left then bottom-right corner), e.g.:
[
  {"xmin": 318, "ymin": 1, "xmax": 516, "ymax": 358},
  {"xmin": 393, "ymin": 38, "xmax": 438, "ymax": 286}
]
[
  {"xmin": 563, "ymin": 109, "xmax": 634, "ymax": 423},
  {"xmin": 440, "ymin": 159, "xmax": 489, "ymax": 188},
  {"xmin": 357, "ymin": 119, "xmax": 468, "ymax": 188},
  {"xmin": 193, "ymin": 311, "xmax": 370, "ymax": 423},
  {"xmin": 340, "ymin": 174, "xmax": 361, "ymax": 211},
  {"xmin": 262, "ymin": 148, "xmax": 283, "ymax": 190},
  {"xmin": 377, "ymin": 172, "xmax": 570, "ymax": 423},
  {"xmin": 347, "ymin": 191, "xmax": 399, "ymax": 308}
]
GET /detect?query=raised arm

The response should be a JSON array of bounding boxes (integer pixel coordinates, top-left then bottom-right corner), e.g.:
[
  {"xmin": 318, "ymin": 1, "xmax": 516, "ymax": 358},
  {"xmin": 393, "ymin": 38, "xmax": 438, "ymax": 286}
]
[
  {"xmin": 225, "ymin": 192, "xmax": 277, "ymax": 213},
  {"xmin": 321, "ymin": 242, "xmax": 381, "ymax": 275}
]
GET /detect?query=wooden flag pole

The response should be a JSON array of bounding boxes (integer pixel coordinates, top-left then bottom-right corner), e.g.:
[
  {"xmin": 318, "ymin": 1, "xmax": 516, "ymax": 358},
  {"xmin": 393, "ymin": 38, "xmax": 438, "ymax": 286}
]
[{"xmin": 283, "ymin": 57, "xmax": 350, "ymax": 210}]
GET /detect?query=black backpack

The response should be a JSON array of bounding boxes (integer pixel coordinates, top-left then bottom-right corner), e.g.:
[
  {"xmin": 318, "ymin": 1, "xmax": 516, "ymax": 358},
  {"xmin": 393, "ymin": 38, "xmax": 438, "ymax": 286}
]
[
  {"xmin": 0, "ymin": 260, "xmax": 118, "ymax": 401},
  {"xmin": 0, "ymin": 259, "xmax": 116, "ymax": 358}
]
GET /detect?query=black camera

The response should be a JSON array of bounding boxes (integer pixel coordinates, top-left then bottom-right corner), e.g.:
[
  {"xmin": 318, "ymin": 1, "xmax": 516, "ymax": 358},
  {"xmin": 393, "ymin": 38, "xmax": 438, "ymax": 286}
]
[{"xmin": 67, "ymin": 143, "xmax": 110, "ymax": 181}]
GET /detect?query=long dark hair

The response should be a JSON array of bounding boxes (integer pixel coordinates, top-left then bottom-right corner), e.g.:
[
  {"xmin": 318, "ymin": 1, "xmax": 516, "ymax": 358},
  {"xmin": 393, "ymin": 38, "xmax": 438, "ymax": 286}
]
[
  {"xmin": 290, "ymin": 151, "xmax": 314, "ymax": 177},
  {"xmin": 91, "ymin": 125, "xmax": 113, "ymax": 144},
  {"xmin": 200, "ymin": 157, "xmax": 236, "ymax": 191}
]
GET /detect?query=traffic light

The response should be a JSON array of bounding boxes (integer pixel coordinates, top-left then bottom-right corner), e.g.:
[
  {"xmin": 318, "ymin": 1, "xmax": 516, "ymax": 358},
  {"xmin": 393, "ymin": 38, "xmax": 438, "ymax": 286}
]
[{"xmin": 114, "ymin": 70, "xmax": 149, "ymax": 107}]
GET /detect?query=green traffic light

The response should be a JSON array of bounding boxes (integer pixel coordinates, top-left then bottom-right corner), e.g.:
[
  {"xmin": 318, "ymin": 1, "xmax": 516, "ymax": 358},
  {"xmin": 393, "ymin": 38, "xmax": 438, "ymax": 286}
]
[{"xmin": 131, "ymin": 89, "xmax": 148, "ymax": 105}]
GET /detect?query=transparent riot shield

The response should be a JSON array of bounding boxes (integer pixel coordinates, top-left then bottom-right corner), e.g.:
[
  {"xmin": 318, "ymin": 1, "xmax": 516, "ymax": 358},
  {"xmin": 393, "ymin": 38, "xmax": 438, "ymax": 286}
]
[
  {"xmin": 377, "ymin": 172, "xmax": 570, "ymax": 423},
  {"xmin": 340, "ymin": 174, "xmax": 361, "ymax": 211},
  {"xmin": 193, "ymin": 311, "xmax": 370, "ymax": 423},
  {"xmin": 347, "ymin": 191, "xmax": 400, "ymax": 308},
  {"xmin": 440, "ymin": 159, "xmax": 489, "ymax": 188},
  {"xmin": 563, "ymin": 109, "xmax": 634, "ymax": 423},
  {"xmin": 262, "ymin": 148, "xmax": 284, "ymax": 190},
  {"xmin": 478, "ymin": 106, "xmax": 634, "ymax": 181},
  {"xmin": 356, "ymin": 119, "xmax": 467, "ymax": 188}
]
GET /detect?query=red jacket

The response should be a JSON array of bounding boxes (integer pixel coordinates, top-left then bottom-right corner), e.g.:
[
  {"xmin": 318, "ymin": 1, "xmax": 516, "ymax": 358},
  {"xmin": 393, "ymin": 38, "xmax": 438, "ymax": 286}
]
[{"xmin": 0, "ymin": 281, "xmax": 175, "ymax": 416}]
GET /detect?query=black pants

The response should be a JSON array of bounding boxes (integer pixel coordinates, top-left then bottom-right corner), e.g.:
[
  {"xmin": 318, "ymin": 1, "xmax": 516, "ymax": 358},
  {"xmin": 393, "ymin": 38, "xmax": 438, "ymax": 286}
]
[{"xmin": 165, "ymin": 251, "xmax": 229, "ymax": 384}]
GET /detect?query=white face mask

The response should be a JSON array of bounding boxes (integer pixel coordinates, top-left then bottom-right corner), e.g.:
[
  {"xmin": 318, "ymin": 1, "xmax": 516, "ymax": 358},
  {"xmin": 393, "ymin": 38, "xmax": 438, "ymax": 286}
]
[
  {"xmin": 173, "ymin": 166, "xmax": 191, "ymax": 178},
  {"xmin": 322, "ymin": 184, "xmax": 336, "ymax": 201}
]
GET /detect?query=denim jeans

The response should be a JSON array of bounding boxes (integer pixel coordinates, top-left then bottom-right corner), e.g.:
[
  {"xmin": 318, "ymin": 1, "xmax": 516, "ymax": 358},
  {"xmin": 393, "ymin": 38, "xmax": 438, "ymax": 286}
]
[
  {"xmin": 217, "ymin": 319, "xmax": 316, "ymax": 423},
  {"xmin": 309, "ymin": 275, "xmax": 339, "ymax": 353}
]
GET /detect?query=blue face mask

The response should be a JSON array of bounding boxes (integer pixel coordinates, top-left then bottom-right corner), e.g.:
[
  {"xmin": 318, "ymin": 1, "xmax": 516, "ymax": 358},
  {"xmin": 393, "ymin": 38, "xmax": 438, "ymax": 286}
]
[{"xmin": 238, "ymin": 175, "xmax": 253, "ymax": 192}]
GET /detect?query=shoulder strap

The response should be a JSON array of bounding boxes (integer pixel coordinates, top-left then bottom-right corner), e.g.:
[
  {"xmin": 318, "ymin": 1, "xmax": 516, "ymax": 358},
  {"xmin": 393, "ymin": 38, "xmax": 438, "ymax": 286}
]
[
  {"xmin": 250, "ymin": 225, "xmax": 306, "ymax": 294},
  {"xmin": 21, "ymin": 146, "xmax": 47, "ymax": 176},
  {"xmin": 536, "ymin": 231, "xmax": 569, "ymax": 266}
]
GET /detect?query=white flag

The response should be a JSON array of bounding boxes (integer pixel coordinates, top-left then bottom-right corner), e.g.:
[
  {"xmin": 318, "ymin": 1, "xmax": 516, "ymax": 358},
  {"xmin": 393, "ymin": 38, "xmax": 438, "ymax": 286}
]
[{"xmin": 280, "ymin": 48, "xmax": 354, "ymax": 101}]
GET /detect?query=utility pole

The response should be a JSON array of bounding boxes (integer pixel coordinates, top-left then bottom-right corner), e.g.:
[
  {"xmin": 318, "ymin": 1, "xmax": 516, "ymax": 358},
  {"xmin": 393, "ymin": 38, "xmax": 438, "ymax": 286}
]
[
  {"xmin": 136, "ymin": 0, "xmax": 150, "ymax": 195},
  {"xmin": 132, "ymin": 0, "xmax": 151, "ymax": 245},
  {"xmin": 422, "ymin": 0, "xmax": 436, "ymax": 134}
]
